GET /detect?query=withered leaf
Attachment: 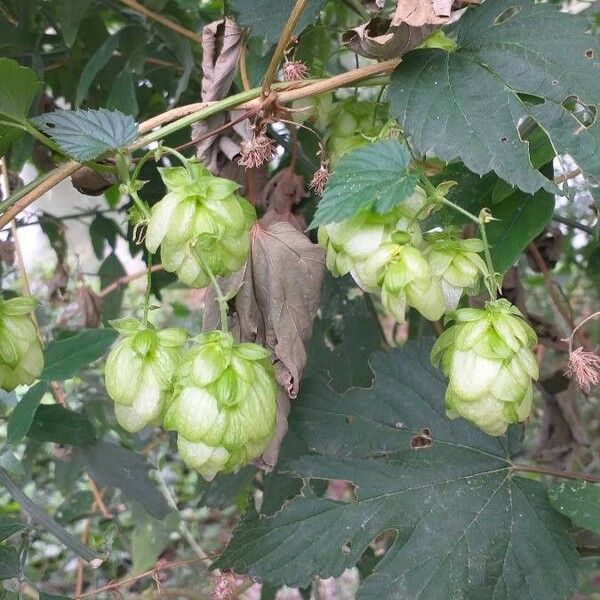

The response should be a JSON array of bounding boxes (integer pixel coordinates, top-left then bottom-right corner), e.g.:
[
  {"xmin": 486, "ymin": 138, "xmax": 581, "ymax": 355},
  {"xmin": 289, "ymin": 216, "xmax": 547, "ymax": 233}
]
[
  {"xmin": 261, "ymin": 167, "xmax": 308, "ymax": 231},
  {"xmin": 58, "ymin": 286, "xmax": 102, "ymax": 329},
  {"xmin": 192, "ymin": 18, "xmax": 252, "ymax": 173},
  {"xmin": 0, "ymin": 239, "xmax": 15, "ymax": 266},
  {"xmin": 344, "ymin": 0, "xmax": 468, "ymax": 60},
  {"xmin": 71, "ymin": 167, "xmax": 116, "ymax": 196}
]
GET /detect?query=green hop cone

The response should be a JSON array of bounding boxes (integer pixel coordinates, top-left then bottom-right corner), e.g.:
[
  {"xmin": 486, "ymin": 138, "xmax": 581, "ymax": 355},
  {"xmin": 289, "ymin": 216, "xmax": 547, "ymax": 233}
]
[
  {"xmin": 326, "ymin": 99, "xmax": 385, "ymax": 164},
  {"xmin": 0, "ymin": 296, "xmax": 43, "ymax": 391},
  {"xmin": 164, "ymin": 331, "xmax": 277, "ymax": 481},
  {"xmin": 145, "ymin": 162, "xmax": 256, "ymax": 287},
  {"xmin": 375, "ymin": 242, "xmax": 445, "ymax": 323},
  {"xmin": 317, "ymin": 197, "xmax": 426, "ymax": 290},
  {"xmin": 424, "ymin": 234, "xmax": 488, "ymax": 310},
  {"xmin": 105, "ymin": 318, "xmax": 188, "ymax": 432},
  {"xmin": 431, "ymin": 299, "xmax": 539, "ymax": 436}
]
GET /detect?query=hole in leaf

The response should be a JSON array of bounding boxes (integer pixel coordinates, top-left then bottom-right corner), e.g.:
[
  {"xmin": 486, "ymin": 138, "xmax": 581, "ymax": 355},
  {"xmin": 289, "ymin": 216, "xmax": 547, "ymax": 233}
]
[
  {"xmin": 493, "ymin": 5, "xmax": 521, "ymax": 25},
  {"xmin": 369, "ymin": 529, "xmax": 398, "ymax": 558},
  {"xmin": 341, "ymin": 540, "xmax": 352, "ymax": 555},
  {"xmin": 326, "ymin": 479, "xmax": 357, "ymax": 502},
  {"xmin": 562, "ymin": 95, "xmax": 597, "ymax": 130},
  {"xmin": 517, "ymin": 93, "xmax": 545, "ymax": 107},
  {"xmin": 551, "ymin": 80, "xmax": 559, "ymax": 86},
  {"xmin": 585, "ymin": 49, "xmax": 594, "ymax": 60},
  {"xmin": 345, "ymin": 415, "xmax": 354, "ymax": 424},
  {"xmin": 500, "ymin": 136, "xmax": 508, "ymax": 142},
  {"xmin": 410, "ymin": 427, "xmax": 432, "ymax": 449}
]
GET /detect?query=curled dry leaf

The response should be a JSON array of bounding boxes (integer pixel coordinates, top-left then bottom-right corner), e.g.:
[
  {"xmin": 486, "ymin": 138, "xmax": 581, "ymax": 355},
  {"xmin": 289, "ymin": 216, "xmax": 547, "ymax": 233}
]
[
  {"xmin": 192, "ymin": 18, "xmax": 252, "ymax": 174},
  {"xmin": 0, "ymin": 239, "xmax": 15, "ymax": 265},
  {"xmin": 71, "ymin": 166, "xmax": 116, "ymax": 196},
  {"xmin": 47, "ymin": 260, "xmax": 70, "ymax": 302},
  {"xmin": 260, "ymin": 167, "xmax": 308, "ymax": 231},
  {"xmin": 344, "ymin": 0, "xmax": 468, "ymax": 59},
  {"xmin": 57, "ymin": 285, "xmax": 102, "ymax": 329}
]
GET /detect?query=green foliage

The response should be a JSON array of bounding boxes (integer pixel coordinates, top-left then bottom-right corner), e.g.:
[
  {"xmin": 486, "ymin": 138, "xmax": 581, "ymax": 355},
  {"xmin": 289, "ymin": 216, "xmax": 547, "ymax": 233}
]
[
  {"xmin": 390, "ymin": 0, "xmax": 600, "ymax": 194},
  {"xmin": 0, "ymin": 518, "xmax": 25, "ymax": 542},
  {"xmin": 310, "ymin": 141, "xmax": 419, "ymax": 227},
  {"xmin": 6, "ymin": 381, "xmax": 48, "ymax": 445},
  {"xmin": 41, "ymin": 329, "xmax": 119, "ymax": 381},
  {"xmin": 31, "ymin": 109, "xmax": 137, "ymax": 161},
  {"xmin": 28, "ymin": 405, "xmax": 96, "ymax": 446},
  {"xmin": 229, "ymin": 0, "xmax": 326, "ymax": 45},
  {"xmin": 0, "ymin": 545, "xmax": 19, "ymax": 578},
  {"xmin": 0, "ymin": 58, "xmax": 40, "ymax": 124},
  {"xmin": 548, "ymin": 481, "xmax": 600, "ymax": 534},
  {"xmin": 76, "ymin": 441, "xmax": 170, "ymax": 520},
  {"xmin": 217, "ymin": 342, "xmax": 579, "ymax": 599}
]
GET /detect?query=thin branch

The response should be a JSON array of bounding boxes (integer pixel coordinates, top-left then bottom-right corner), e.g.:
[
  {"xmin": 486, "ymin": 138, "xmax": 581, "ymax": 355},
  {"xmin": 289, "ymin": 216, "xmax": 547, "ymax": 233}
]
[
  {"xmin": 86, "ymin": 476, "xmax": 112, "ymax": 519},
  {"xmin": 512, "ymin": 463, "xmax": 600, "ymax": 484},
  {"xmin": 553, "ymin": 214, "xmax": 594, "ymax": 235},
  {"xmin": 239, "ymin": 29, "xmax": 251, "ymax": 92},
  {"xmin": 118, "ymin": 0, "xmax": 203, "ymax": 45},
  {"xmin": 97, "ymin": 264, "xmax": 163, "ymax": 298},
  {"xmin": 262, "ymin": 0, "xmax": 310, "ymax": 95},
  {"xmin": 0, "ymin": 61, "xmax": 398, "ymax": 229},
  {"xmin": 75, "ymin": 558, "xmax": 208, "ymax": 599}
]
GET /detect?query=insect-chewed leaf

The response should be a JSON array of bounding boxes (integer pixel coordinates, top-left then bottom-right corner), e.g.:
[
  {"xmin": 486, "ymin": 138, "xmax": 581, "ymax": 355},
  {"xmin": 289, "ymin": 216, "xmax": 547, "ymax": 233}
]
[
  {"xmin": 390, "ymin": 0, "xmax": 600, "ymax": 195},
  {"xmin": 31, "ymin": 108, "xmax": 137, "ymax": 161},
  {"xmin": 309, "ymin": 140, "xmax": 419, "ymax": 228},
  {"xmin": 215, "ymin": 340, "xmax": 580, "ymax": 600}
]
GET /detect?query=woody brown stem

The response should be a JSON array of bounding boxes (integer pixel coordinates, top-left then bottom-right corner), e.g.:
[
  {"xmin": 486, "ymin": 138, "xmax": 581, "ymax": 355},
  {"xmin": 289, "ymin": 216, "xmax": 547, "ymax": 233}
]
[
  {"xmin": 262, "ymin": 0, "xmax": 310, "ymax": 95},
  {"xmin": 97, "ymin": 264, "xmax": 163, "ymax": 298},
  {"xmin": 512, "ymin": 463, "xmax": 600, "ymax": 484}
]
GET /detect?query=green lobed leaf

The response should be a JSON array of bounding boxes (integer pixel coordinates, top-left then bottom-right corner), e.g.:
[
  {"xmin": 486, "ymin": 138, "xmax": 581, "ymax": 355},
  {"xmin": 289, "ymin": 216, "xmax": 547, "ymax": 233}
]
[
  {"xmin": 307, "ymin": 274, "xmax": 381, "ymax": 391},
  {"xmin": 41, "ymin": 328, "xmax": 119, "ymax": 381},
  {"xmin": 390, "ymin": 0, "xmax": 600, "ymax": 195},
  {"xmin": 28, "ymin": 405, "xmax": 96, "ymax": 446},
  {"xmin": 131, "ymin": 505, "xmax": 178, "ymax": 574},
  {"xmin": 6, "ymin": 381, "xmax": 49, "ymax": 445},
  {"xmin": 76, "ymin": 440, "xmax": 170, "ymax": 520},
  {"xmin": 56, "ymin": 491, "xmax": 94, "ymax": 524},
  {"xmin": 31, "ymin": 108, "xmax": 137, "ymax": 161},
  {"xmin": 310, "ymin": 140, "xmax": 420, "ymax": 228},
  {"xmin": 216, "ymin": 341, "xmax": 580, "ymax": 599},
  {"xmin": 90, "ymin": 214, "xmax": 121, "ymax": 260},
  {"xmin": 98, "ymin": 252, "xmax": 126, "ymax": 324},
  {"xmin": 229, "ymin": 0, "xmax": 326, "ymax": 46},
  {"xmin": 0, "ymin": 518, "xmax": 25, "ymax": 542},
  {"xmin": 487, "ymin": 189, "xmax": 555, "ymax": 274},
  {"xmin": 0, "ymin": 58, "xmax": 41, "ymax": 124},
  {"xmin": 0, "ymin": 545, "xmax": 19, "ymax": 579},
  {"xmin": 548, "ymin": 480, "xmax": 600, "ymax": 534}
]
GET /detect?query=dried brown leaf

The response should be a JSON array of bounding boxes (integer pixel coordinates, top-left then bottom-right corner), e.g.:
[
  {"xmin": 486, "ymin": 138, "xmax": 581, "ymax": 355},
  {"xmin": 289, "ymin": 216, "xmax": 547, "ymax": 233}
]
[
  {"xmin": 57, "ymin": 285, "xmax": 102, "ymax": 329},
  {"xmin": 0, "ymin": 239, "xmax": 15, "ymax": 266},
  {"xmin": 345, "ymin": 0, "xmax": 467, "ymax": 60},
  {"xmin": 71, "ymin": 167, "xmax": 116, "ymax": 196},
  {"xmin": 48, "ymin": 260, "xmax": 70, "ymax": 302},
  {"xmin": 261, "ymin": 167, "xmax": 308, "ymax": 231},
  {"xmin": 192, "ymin": 18, "xmax": 252, "ymax": 173}
]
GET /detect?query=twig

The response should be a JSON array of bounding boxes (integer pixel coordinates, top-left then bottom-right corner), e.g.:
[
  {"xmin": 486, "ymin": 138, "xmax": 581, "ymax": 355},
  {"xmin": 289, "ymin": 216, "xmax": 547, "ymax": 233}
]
[
  {"xmin": 527, "ymin": 243, "xmax": 583, "ymax": 344},
  {"xmin": 553, "ymin": 214, "xmax": 594, "ymax": 235},
  {"xmin": 239, "ymin": 29, "xmax": 251, "ymax": 92},
  {"xmin": 0, "ymin": 466, "xmax": 102, "ymax": 566},
  {"xmin": 0, "ymin": 61, "xmax": 399, "ymax": 229},
  {"xmin": 118, "ymin": 0, "xmax": 203, "ymax": 45},
  {"xmin": 86, "ymin": 476, "xmax": 112, "ymax": 519},
  {"xmin": 262, "ymin": 0, "xmax": 310, "ymax": 95},
  {"xmin": 554, "ymin": 168, "xmax": 582, "ymax": 185},
  {"xmin": 75, "ymin": 505, "xmax": 94, "ymax": 597},
  {"xmin": 97, "ymin": 264, "xmax": 163, "ymax": 298},
  {"xmin": 75, "ymin": 558, "xmax": 208, "ymax": 599},
  {"xmin": 49, "ymin": 381, "xmax": 67, "ymax": 407},
  {"xmin": 512, "ymin": 463, "xmax": 600, "ymax": 484}
]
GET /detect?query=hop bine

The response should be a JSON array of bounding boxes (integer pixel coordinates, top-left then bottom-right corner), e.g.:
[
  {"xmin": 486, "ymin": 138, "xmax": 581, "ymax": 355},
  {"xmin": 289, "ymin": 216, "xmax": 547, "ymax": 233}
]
[
  {"xmin": 164, "ymin": 331, "xmax": 278, "ymax": 481},
  {"xmin": 104, "ymin": 318, "xmax": 188, "ymax": 432},
  {"xmin": 431, "ymin": 299, "xmax": 539, "ymax": 436},
  {"xmin": 0, "ymin": 295, "xmax": 43, "ymax": 391}
]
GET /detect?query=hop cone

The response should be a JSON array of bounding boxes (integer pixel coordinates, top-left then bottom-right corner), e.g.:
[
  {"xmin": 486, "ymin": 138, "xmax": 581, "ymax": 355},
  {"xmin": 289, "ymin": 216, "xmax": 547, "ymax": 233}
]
[
  {"xmin": 145, "ymin": 163, "xmax": 256, "ymax": 287},
  {"xmin": 317, "ymin": 196, "xmax": 426, "ymax": 290},
  {"xmin": 375, "ymin": 242, "xmax": 445, "ymax": 323},
  {"xmin": 431, "ymin": 299, "xmax": 539, "ymax": 436},
  {"xmin": 424, "ymin": 234, "xmax": 488, "ymax": 310},
  {"xmin": 326, "ymin": 99, "xmax": 384, "ymax": 163},
  {"xmin": 0, "ymin": 296, "xmax": 43, "ymax": 391},
  {"xmin": 164, "ymin": 331, "xmax": 277, "ymax": 481},
  {"xmin": 105, "ymin": 318, "xmax": 188, "ymax": 432}
]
